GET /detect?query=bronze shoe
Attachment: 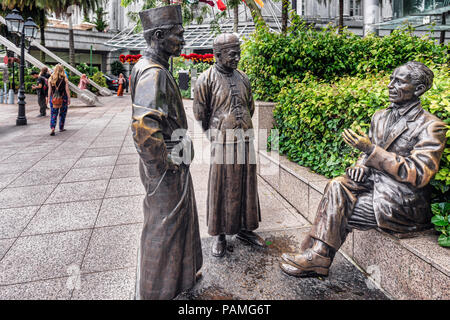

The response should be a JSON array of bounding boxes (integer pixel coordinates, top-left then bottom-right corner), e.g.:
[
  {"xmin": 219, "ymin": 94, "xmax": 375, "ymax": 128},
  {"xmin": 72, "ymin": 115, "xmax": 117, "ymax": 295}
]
[
  {"xmin": 211, "ymin": 237, "xmax": 226, "ymax": 257},
  {"xmin": 236, "ymin": 230, "xmax": 266, "ymax": 247},
  {"xmin": 280, "ymin": 249, "xmax": 331, "ymax": 277}
]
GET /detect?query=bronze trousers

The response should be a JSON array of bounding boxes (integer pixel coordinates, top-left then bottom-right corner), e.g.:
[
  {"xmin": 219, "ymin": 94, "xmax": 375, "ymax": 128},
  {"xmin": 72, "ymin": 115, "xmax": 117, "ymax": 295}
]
[{"xmin": 305, "ymin": 175, "xmax": 378, "ymax": 252}]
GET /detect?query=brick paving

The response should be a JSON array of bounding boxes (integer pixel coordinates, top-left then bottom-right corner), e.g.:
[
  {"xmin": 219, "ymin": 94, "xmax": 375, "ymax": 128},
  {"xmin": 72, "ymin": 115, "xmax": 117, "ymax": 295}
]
[{"xmin": 0, "ymin": 94, "xmax": 385, "ymax": 300}]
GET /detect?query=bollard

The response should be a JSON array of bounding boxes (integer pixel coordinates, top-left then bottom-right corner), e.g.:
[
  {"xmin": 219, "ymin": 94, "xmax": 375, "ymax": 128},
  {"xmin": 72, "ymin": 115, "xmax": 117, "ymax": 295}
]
[
  {"xmin": 8, "ymin": 89, "xmax": 14, "ymax": 104},
  {"xmin": 0, "ymin": 88, "xmax": 3, "ymax": 104}
]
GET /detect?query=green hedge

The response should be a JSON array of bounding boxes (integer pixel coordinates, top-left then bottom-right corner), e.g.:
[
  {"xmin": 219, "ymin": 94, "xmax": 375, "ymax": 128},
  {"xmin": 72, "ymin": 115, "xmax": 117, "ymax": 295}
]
[
  {"xmin": 273, "ymin": 64, "xmax": 449, "ymax": 199},
  {"xmin": 240, "ymin": 15, "xmax": 449, "ymax": 102}
]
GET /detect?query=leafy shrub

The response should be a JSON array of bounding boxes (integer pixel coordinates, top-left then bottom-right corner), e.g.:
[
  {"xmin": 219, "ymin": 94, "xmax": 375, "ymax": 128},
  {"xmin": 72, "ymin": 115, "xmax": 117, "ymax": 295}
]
[
  {"xmin": 90, "ymin": 71, "xmax": 108, "ymax": 94},
  {"xmin": 172, "ymin": 57, "xmax": 212, "ymax": 99},
  {"xmin": 273, "ymin": 64, "xmax": 449, "ymax": 198},
  {"xmin": 431, "ymin": 202, "xmax": 450, "ymax": 247},
  {"xmin": 240, "ymin": 14, "xmax": 449, "ymax": 102},
  {"xmin": 110, "ymin": 61, "xmax": 126, "ymax": 77},
  {"xmin": 76, "ymin": 63, "xmax": 99, "ymax": 77}
]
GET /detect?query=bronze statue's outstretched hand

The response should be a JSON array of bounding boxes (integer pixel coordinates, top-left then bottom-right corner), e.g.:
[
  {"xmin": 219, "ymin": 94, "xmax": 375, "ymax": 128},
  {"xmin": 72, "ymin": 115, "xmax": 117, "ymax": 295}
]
[
  {"xmin": 342, "ymin": 129, "xmax": 374, "ymax": 155},
  {"xmin": 346, "ymin": 165, "xmax": 369, "ymax": 182}
]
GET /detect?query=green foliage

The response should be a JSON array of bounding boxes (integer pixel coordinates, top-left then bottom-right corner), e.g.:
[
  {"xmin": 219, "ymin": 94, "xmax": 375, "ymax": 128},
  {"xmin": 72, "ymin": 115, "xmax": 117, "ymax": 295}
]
[
  {"xmin": 93, "ymin": 7, "xmax": 108, "ymax": 32},
  {"xmin": 240, "ymin": 14, "xmax": 449, "ymax": 102},
  {"xmin": 90, "ymin": 71, "xmax": 107, "ymax": 94},
  {"xmin": 110, "ymin": 61, "xmax": 126, "ymax": 77},
  {"xmin": 76, "ymin": 63, "xmax": 99, "ymax": 77},
  {"xmin": 172, "ymin": 57, "xmax": 212, "ymax": 99},
  {"xmin": 273, "ymin": 64, "xmax": 449, "ymax": 197},
  {"xmin": 431, "ymin": 202, "xmax": 450, "ymax": 247}
]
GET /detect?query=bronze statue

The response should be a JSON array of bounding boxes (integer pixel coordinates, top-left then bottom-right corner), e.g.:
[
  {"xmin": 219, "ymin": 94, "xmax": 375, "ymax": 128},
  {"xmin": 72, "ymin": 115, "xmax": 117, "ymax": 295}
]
[
  {"xmin": 193, "ymin": 33, "xmax": 264, "ymax": 257},
  {"xmin": 280, "ymin": 61, "xmax": 447, "ymax": 277},
  {"xmin": 130, "ymin": 5, "xmax": 202, "ymax": 299}
]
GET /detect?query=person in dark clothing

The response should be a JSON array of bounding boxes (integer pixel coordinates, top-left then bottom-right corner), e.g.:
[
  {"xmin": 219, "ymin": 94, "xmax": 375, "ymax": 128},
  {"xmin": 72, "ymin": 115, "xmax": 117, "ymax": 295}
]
[
  {"xmin": 40, "ymin": 67, "xmax": 51, "ymax": 109},
  {"xmin": 31, "ymin": 71, "xmax": 47, "ymax": 117}
]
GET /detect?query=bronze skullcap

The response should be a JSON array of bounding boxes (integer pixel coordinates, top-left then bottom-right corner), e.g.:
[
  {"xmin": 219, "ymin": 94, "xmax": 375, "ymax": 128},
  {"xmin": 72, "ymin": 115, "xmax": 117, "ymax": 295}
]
[
  {"xmin": 139, "ymin": 5, "xmax": 182, "ymax": 31},
  {"xmin": 213, "ymin": 33, "xmax": 240, "ymax": 51}
]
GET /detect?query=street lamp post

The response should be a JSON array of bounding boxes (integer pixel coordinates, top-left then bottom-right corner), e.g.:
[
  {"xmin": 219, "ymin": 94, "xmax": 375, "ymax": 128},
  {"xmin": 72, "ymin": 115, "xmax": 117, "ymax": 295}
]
[{"xmin": 5, "ymin": 9, "xmax": 38, "ymax": 126}]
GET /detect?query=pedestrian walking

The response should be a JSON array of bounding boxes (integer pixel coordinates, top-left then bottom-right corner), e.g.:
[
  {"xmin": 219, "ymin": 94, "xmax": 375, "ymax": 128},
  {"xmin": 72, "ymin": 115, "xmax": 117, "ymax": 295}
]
[
  {"xmin": 117, "ymin": 73, "xmax": 125, "ymax": 97},
  {"xmin": 41, "ymin": 66, "xmax": 51, "ymax": 79},
  {"xmin": 41, "ymin": 67, "xmax": 51, "ymax": 109},
  {"xmin": 31, "ymin": 70, "xmax": 48, "ymax": 117},
  {"xmin": 48, "ymin": 64, "xmax": 71, "ymax": 136},
  {"xmin": 78, "ymin": 74, "xmax": 89, "ymax": 90}
]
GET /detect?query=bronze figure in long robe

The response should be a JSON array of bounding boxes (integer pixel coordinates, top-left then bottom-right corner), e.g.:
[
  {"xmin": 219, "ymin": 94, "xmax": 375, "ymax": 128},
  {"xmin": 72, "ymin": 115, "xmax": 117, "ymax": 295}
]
[
  {"xmin": 131, "ymin": 5, "xmax": 202, "ymax": 299},
  {"xmin": 194, "ymin": 63, "xmax": 261, "ymax": 236}
]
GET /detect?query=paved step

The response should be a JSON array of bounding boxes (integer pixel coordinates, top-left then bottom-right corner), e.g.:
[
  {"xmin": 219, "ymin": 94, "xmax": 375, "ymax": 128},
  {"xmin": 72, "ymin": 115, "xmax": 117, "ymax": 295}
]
[{"xmin": 177, "ymin": 228, "xmax": 388, "ymax": 300}]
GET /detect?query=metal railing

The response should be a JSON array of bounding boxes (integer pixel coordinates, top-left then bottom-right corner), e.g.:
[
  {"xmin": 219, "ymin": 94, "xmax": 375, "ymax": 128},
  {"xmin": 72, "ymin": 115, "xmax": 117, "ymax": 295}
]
[
  {"xmin": 0, "ymin": 33, "xmax": 100, "ymax": 106},
  {"xmin": 0, "ymin": 15, "xmax": 111, "ymax": 99}
]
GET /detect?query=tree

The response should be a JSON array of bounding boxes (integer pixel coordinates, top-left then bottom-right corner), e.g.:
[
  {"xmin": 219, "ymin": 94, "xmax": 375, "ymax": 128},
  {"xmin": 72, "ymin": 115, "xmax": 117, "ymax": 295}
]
[
  {"xmin": 92, "ymin": 7, "xmax": 108, "ymax": 32},
  {"xmin": 338, "ymin": 0, "xmax": 343, "ymax": 33},
  {"xmin": 226, "ymin": 0, "xmax": 241, "ymax": 33},
  {"xmin": 121, "ymin": 0, "xmax": 266, "ymax": 33},
  {"xmin": 38, "ymin": 0, "xmax": 101, "ymax": 72},
  {"xmin": 1, "ymin": 0, "xmax": 48, "ymax": 62},
  {"xmin": 281, "ymin": 0, "xmax": 288, "ymax": 34}
]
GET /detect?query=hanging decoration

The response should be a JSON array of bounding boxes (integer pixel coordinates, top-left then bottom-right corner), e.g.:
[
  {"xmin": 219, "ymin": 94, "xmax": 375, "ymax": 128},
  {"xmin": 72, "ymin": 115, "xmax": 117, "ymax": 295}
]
[
  {"xmin": 216, "ymin": 0, "xmax": 227, "ymax": 11},
  {"xmin": 199, "ymin": 0, "xmax": 215, "ymax": 6},
  {"xmin": 253, "ymin": 0, "xmax": 264, "ymax": 7}
]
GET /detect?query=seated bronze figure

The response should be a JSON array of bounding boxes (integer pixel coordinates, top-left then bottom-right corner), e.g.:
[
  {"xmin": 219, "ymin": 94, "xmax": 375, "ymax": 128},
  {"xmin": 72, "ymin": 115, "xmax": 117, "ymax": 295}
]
[{"xmin": 280, "ymin": 61, "xmax": 447, "ymax": 278}]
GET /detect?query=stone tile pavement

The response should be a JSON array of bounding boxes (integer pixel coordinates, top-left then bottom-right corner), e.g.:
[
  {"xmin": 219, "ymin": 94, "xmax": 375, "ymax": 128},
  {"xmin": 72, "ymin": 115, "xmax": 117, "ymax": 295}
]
[{"xmin": 0, "ymin": 94, "xmax": 385, "ymax": 300}]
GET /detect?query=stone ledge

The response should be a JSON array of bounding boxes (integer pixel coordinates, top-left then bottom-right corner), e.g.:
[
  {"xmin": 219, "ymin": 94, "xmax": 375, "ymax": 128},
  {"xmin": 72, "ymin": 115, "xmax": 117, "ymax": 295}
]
[{"xmin": 257, "ymin": 151, "xmax": 450, "ymax": 299}]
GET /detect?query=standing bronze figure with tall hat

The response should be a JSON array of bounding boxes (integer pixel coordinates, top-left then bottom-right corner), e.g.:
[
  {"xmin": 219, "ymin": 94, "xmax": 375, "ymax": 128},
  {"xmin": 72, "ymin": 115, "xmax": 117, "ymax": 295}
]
[{"xmin": 130, "ymin": 5, "xmax": 202, "ymax": 300}]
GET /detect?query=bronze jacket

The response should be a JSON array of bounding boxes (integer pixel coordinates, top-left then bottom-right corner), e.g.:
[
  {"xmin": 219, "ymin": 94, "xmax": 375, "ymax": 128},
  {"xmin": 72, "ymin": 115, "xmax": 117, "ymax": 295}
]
[{"xmin": 359, "ymin": 102, "xmax": 447, "ymax": 232}]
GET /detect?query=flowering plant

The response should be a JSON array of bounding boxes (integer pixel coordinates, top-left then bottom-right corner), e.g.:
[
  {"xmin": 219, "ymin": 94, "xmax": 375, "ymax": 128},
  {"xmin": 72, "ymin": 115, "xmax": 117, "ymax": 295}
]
[
  {"xmin": 120, "ymin": 54, "xmax": 142, "ymax": 64},
  {"xmin": 180, "ymin": 53, "xmax": 214, "ymax": 63}
]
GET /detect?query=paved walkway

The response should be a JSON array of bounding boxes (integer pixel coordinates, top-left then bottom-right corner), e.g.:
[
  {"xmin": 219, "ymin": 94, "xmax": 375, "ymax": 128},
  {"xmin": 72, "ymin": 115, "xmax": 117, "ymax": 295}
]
[{"xmin": 0, "ymin": 94, "xmax": 386, "ymax": 300}]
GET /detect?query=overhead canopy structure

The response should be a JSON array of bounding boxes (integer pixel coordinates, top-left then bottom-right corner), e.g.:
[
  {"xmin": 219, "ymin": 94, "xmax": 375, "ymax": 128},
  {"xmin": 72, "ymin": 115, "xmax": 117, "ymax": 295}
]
[
  {"xmin": 376, "ymin": 7, "xmax": 450, "ymax": 29},
  {"xmin": 105, "ymin": 22, "xmax": 273, "ymax": 51},
  {"xmin": 105, "ymin": 1, "xmax": 284, "ymax": 51},
  {"xmin": 375, "ymin": 4, "xmax": 449, "ymax": 43}
]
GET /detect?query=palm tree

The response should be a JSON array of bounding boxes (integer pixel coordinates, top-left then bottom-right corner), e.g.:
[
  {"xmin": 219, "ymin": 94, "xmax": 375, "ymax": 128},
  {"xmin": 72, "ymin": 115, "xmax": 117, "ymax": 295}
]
[
  {"xmin": 38, "ymin": 0, "xmax": 101, "ymax": 71},
  {"xmin": 227, "ymin": 0, "xmax": 241, "ymax": 33},
  {"xmin": 1, "ymin": 0, "xmax": 48, "ymax": 62}
]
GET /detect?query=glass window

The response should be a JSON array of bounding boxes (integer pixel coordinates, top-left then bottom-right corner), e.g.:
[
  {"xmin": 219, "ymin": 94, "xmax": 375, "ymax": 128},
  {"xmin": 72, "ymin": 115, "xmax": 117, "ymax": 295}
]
[
  {"xmin": 392, "ymin": 0, "xmax": 449, "ymax": 18},
  {"xmin": 350, "ymin": 0, "xmax": 362, "ymax": 16}
]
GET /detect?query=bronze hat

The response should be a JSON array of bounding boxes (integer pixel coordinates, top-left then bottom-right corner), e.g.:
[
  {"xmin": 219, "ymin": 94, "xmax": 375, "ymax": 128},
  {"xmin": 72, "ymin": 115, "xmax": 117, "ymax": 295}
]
[
  {"xmin": 139, "ymin": 5, "xmax": 182, "ymax": 31},
  {"xmin": 213, "ymin": 33, "xmax": 240, "ymax": 51}
]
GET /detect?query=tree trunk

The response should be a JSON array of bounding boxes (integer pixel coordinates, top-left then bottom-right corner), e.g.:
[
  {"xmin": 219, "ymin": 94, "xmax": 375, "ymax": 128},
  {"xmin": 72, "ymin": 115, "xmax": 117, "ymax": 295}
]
[
  {"xmin": 282, "ymin": 0, "xmax": 288, "ymax": 34},
  {"xmin": 338, "ymin": 0, "xmax": 344, "ymax": 33},
  {"xmin": 68, "ymin": 13, "xmax": 75, "ymax": 74},
  {"xmin": 233, "ymin": 5, "xmax": 239, "ymax": 33},
  {"xmin": 39, "ymin": 10, "xmax": 46, "ymax": 64}
]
